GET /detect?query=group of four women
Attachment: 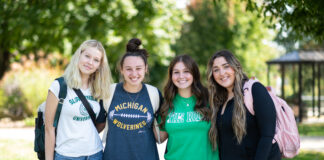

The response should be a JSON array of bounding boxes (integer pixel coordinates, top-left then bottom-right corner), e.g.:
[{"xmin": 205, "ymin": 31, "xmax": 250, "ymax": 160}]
[{"xmin": 44, "ymin": 38, "xmax": 280, "ymax": 160}]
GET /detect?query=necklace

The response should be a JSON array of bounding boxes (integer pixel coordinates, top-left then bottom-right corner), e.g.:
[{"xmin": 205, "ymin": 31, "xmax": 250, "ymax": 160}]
[
  {"xmin": 124, "ymin": 84, "xmax": 141, "ymax": 103},
  {"xmin": 179, "ymin": 97, "xmax": 194, "ymax": 107},
  {"xmin": 126, "ymin": 91, "xmax": 140, "ymax": 103}
]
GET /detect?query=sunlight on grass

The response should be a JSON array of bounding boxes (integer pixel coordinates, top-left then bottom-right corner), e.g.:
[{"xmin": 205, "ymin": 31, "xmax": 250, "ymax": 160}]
[
  {"xmin": 283, "ymin": 150, "xmax": 324, "ymax": 160},
  {"xmin": 0, "ymin": 136, "xmax": 324, "ymax": 160},
  {"xmin": 0, "ymin": 139, "xmax": 37, "ymax": 160},
  {"xmin": 298, "ymin": 123, "xmax": 324, "ymax": 136}
]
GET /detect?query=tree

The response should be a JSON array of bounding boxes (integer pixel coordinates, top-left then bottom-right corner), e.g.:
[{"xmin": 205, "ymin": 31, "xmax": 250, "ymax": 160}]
[
  {"xmin": 244, "ymin": 0, "xmax": 324, "ymax": 42},
  {"xmin": 174, "ymin": 0, "xmax": 278, "ymax": 82},
  {"xmin": 0, "ymin": 0, "xmax": 185, "ymax": 86}
]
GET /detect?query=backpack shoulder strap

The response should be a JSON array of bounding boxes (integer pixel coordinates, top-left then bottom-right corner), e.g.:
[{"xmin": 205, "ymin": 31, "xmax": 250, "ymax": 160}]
[
  {"xmin": 145, "ymin": 84, "xmax": 160, "ymax": 114},
  {"xmin": 145, "ymin": 84, "xmax": 161, "ymax": 144},
  {"xmin": 243, "ymin": 77, "xmax": 259, "ymax": 116},
  {"xmin": 104, "ymin": 83, "xmax": 117, "ymax": 112},
  {"xmin": 73, "ymin": 88, "xmax": 97, "ymax": 125},
  {"xmin": 53, "ymin": 77, "xmax": 67, "ymax": 127},
  {"xmin": 102, "ymin": 83, "xmax": 117, "ymax": 144}
]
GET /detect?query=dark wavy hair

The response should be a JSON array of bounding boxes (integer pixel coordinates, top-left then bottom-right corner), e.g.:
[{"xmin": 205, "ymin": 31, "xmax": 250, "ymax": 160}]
[
  {"xmin": 119, "ymin": 38, "xmax": 149, "ymax": 70},
  {"xmin": 159, "ymin": 54, "xmax": 210, "ymax": 128}
]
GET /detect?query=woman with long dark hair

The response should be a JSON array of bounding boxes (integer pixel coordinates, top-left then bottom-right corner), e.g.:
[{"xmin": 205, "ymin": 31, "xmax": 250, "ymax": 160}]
[
  {"xmin": 159, "ymin": 54, "xmax": 219, "ymax": 160},
  {"xmin": 207, "ymin": 50, "xmax": 280, "ymax": 160}
]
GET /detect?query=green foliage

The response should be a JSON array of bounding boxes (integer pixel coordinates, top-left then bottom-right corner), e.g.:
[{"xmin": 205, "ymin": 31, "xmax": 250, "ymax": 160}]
[
  {"xmin": 1, "ymin": 0, "xmax": 187, "ymax": 119},
  {"xmin": 0, "ymin": 0, "xmax": 186, "ymax": 88},
  {"xmin": 244, "ymin": 0, "xmax": 324, "ymax": 42},
  {"xmin": 298, "ymin": 123, "xmax": 324, "ymax": 136},
  {"xmin": 23, "ymin": 117, "xmax": 35, "ymax": 127},
  {"xmin": 174, "ymin": 0, "xmax": 279, "ymax": 83},
  {"xmin": 0, "ymin": 59, "xmax": 62, "ymax": 119},
  {"xmin": 0, "ymin": 80, "xmax": 29, "ymax": 120}
]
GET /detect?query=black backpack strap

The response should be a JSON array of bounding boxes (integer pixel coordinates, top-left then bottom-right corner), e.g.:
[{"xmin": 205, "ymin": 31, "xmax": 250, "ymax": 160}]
[
  {"xmin": 99, "ymin": 99, "xmax": 103, "ymax": 111},
  {"xmin": 53, "ymin": 77, "xmax": 67, "ymax": 127},
  {"xmin": 73, "ymin": 88, "xmax": 96, "ymax": 125}
]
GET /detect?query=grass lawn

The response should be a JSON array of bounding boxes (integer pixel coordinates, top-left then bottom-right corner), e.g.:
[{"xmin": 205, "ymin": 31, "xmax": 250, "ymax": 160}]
[
  {"xmin": 0, "ymin": 139, "xmax": 37, "ymax": 160},
  {"xmin": 283, "ymin": 151, "xmax": 324, "ymax": 160},
  {"xmin": 298, "ymin": 123, "xmax": 324, "ymax": 136},
  {"xmin": 0, "ymin": 122, "xmax": 323, "ymax": 159}
]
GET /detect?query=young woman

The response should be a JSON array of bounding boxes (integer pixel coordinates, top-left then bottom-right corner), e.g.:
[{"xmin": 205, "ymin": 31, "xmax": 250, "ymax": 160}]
[
  {"xmin": 103, "ymin": 38, "xmax": 162, "ymax": 160},
  {"xmin": 159, "ymin": 55, "xmax": 219, "ymax": 160},
  {"xmin": 45, "ymin": 40, "xmax": 112, "ymax": 160},
  {"xmin": 207, "ymin": 50, "xmax": 281, "ymax": 160}
]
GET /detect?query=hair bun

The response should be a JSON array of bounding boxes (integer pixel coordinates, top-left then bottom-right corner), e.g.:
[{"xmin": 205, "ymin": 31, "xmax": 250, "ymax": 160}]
[{"xmin": 126, "ymin": 38, "xmax": 141, "ymax": 52}]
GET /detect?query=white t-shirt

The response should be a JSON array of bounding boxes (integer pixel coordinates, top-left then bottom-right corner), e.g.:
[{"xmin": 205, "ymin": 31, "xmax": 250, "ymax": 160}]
[{"xmin": 49, "ymin": 80, "xmax": 103, "ymax": 157}]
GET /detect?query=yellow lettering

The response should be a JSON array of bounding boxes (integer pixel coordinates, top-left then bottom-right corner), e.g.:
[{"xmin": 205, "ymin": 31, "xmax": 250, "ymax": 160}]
[
  {"xmin": 134, "ymin": 103, "xmax": 139, "ymax": 109},
  {"xmin": 135, "ymin": 124, "xmax": 139, "ymax": 129},
  {"xmin": 142, "ymin": 107, "xmax": 148, "ymax": 113},
  {"xmin": 115, "ymin": 105, "xmax": 121, "ymax": 112},
  {"xmin": 138, "ymin": 105, "xmax": 143, "ymax": 111},
  {"xmin": 113, "ymin": 119, "xmax": 118, "ymax": 124},
  {"xmin": 127, "ymin": 102, "xmax": 132, "ymax": 109},
  {"xmin": 126, "ymin": 124, "xmax": 130, "ymax": 130}
]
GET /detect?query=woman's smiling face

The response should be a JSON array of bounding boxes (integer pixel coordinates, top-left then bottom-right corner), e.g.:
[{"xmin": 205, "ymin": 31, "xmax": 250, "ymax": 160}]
[{"xmin": 212, "ymin": 56, "xmax": 235, "ymax": 91}]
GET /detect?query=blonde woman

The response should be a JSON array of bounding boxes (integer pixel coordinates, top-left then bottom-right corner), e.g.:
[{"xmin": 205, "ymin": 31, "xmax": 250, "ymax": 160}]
[
  {"xmin": 207, "ymin": 50, "xmax": 280, "ymax": 160},
  {"xmin": 45, "ymin": 40, "xmax": 112, "ymax": 160}
]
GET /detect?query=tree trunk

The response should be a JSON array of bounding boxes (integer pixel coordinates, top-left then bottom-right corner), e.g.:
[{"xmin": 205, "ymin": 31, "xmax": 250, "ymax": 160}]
[
  {"xmin": 0, "ymin": 10, "xmax": 10, "ymax": 80},
  {"xmin": 0, "ymin": 50, "xmax": 10, "ymax": 80}
]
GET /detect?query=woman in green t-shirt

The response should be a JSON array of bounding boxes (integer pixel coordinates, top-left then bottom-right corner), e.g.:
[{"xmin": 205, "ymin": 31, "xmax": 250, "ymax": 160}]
[{"xmin": 158, "ymin": 54, "xmax": 219, "ymax": 160}]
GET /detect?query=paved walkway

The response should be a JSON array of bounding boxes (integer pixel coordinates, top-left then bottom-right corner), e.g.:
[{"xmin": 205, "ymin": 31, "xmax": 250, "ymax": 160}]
[
  {"xmin": 300, "ymin": 136, "xmax": 324, "ymax": 152},
  {"xmin": 0, "ymin": 127, "xmax": 323, "ymax": 159}
]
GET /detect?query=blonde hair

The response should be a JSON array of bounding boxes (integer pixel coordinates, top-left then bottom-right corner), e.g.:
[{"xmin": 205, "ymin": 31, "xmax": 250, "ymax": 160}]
[
  {"xmin": 207, "ymin": 50, "xmax": 248, "ymax": 150},
  {"xmin": 63, "ymin": 40, "xmax": 113, "ymax": 100}
]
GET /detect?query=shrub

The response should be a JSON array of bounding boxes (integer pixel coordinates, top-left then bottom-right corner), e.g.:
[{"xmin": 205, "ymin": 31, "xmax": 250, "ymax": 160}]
[{"xmin": 0, "ymin": 55, "xmax": 63, "ymax": 120}]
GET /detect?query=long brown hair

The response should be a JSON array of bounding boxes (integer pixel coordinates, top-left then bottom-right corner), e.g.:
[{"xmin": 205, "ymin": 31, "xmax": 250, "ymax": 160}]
[
  {"xmin": 207, "ymin": 50, "xmax": 248, "ymax": 150},
  {"xmin": 159, "ymin": 55, "xmax": 210, "ymax": 128}
]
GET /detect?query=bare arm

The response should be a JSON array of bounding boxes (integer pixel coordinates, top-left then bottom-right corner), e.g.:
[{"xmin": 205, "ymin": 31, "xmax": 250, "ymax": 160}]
[
  {"xmin": 153, "ymin": 124, "xmax": 168, "ymax": 143},
  {"xmin": 45, "ymin": 91, "xmax": 59, "ymax": 160},
  {"xmin": 159, "ymin": 131, "xmax": 168, "ymax": 143}
]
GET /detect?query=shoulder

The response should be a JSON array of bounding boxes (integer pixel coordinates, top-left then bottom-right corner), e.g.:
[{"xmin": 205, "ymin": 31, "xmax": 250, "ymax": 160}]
[
  {"xmin": 50, "ymin": 79, "xmax": 60, "ymax": 88},
  {"xmin": 251, "ymin": 82, "xmax": 267, "ymax": 94},
  {"xmin": 251, "ymin": 82, "xmax": 272, "ymax": 102},
  {"xmin": 144, "ymin": 84, "xmax": 162, "ymax": 97},
  {"xmin": 110, "ymin": 83, "xmax": 118, "ymax": 89},
  {"xmin": 144, "ymin": 83, "xmax": 160, "ymax": 93},
  {"xmin": 48, "ymin": 80, "xmax": 61, "ymax": 99},
  {"xmin": 144, "ymin": 83, "xmax": 157, "ymax": 89}
]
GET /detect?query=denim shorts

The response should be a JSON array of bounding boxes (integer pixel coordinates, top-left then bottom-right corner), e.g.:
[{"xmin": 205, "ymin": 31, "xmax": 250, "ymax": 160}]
[{"xmin": 54, "ymin": 150, "xmax": 103, "ymax": 160}]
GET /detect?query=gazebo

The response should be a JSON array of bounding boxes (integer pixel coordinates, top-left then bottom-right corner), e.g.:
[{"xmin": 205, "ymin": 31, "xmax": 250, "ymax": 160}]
[{"xmin": 266, "ymin": 50, "xmax": 324, "ymax": 122}]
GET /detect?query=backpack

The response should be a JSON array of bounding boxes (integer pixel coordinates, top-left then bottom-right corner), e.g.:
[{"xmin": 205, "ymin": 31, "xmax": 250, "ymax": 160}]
[
  {"xmin": 243, "ymin": 77, "xmax": 300, "ymax": 158},
  {"xmin": 102, "ymin": 83, "xmax": 161, "ymax": 144},
  {"xmin": 34, "ymin": 77, "xmax": 67, "ymax": 160}
]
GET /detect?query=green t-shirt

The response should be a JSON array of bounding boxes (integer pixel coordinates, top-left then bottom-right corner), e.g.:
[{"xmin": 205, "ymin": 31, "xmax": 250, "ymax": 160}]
[{"xmin": 162, "ymin": 94, "xmax": 219, "ymax": 160}]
